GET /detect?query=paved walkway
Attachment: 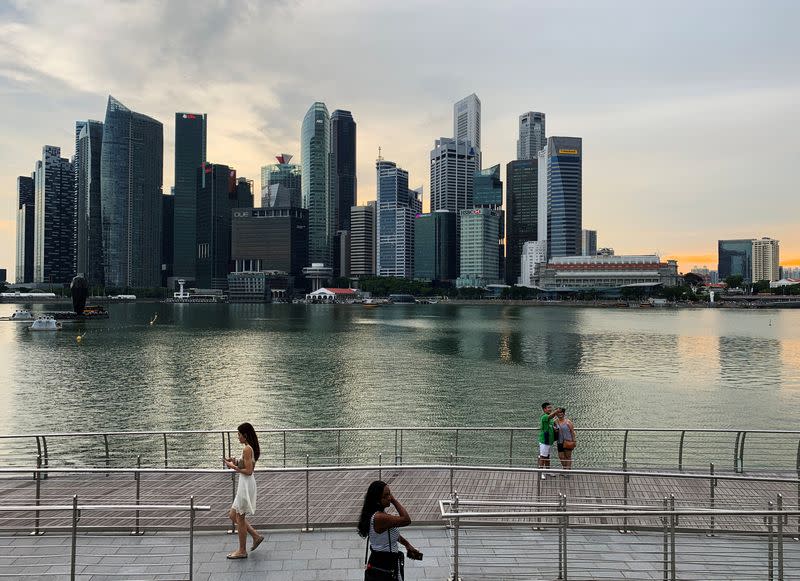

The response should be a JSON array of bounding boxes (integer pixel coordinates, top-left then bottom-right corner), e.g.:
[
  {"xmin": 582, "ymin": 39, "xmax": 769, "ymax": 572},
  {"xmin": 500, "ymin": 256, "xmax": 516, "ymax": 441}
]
[{"xmin": 1, "ymin": 525, "xmax": 798, "ymax": 580}]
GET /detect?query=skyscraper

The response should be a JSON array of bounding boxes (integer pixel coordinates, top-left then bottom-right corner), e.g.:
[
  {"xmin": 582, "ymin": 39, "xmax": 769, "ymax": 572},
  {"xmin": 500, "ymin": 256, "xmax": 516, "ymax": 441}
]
[
  {"xmin": 517, "ymin": 112, "xmax": 546, "ymax": 160},
  {"xmin": 718, "ymin": 239, "xmax": 753, "ymax": 284},
  {"xmin": 414, "ymin": 211, "xmax": 458, "ymax": 282},
  {"xmin": 173, "ymin": 112, "xmax": 207, "ymax": 280},
  {"xmin": 261, "ymin": 154, "xmax": 301, "ymax": 208},
  {"xmin": 75, "ymin": 120, "xmax": 104, "ymax": 285},
  {"xmin": 329, "ymin": 110, "xmax": 357, "ymax": 232},
  {"xmin": 506, "ymin": 159, "xmax": 538, "ymax": 285},
  {"xmin": 543, "ymin": 137, "xmax": 582, "ymax": 258},
  {"xmin": 751, "ymin": 237, "xmax": 779, "ymax": 282},
  {"xmin": 457, "ymin": 208, "xmax": 502, "ymax": 288},
  {"xmin": 454, "ymin": 93, "xmax": 481, "ymax": 167},
  {"xmin": 350, "ymin": 201, "xmax": 376, "ymax": 277},
  {"xmin": 33, "ymin": 146, "xmax": 75, "ymax": 284},
  {"xmin": 376, "ymin": 159, "xmax": 421, "ymax": 278},
  {"xmin": 231, "ymin": 206, "xmax": 309, "ymax": 278},
  {"xmin": 100, "ymin": 96, "xmax": 163, "ymax": 288},
  {"xmin": 581, "ymin": 229, "xmax": 597, "ymax": 256},
  {"xmin": 430, "ymin": 138, "xmax": 478, "ymax": 213},
  {"xmin": 195, "ymin": 164, "xmax": 253, "ymax": 289},
  {"xmin": 301, "ymin": 102, "xmax": 331, "ymax": 266},
  {"xmin": 15, "ymin": 175, "xmax": 35, "ymax": 283},
  {"xmin": 473, "ymin": 164, "xmax": 503, "ymax": 208}
]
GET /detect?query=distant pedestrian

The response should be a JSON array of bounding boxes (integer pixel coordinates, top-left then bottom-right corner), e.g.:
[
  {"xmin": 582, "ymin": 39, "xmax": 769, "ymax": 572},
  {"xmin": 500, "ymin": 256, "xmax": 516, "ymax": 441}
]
[
  {"xmin": 555, "ymin": 408, "xmax": 576, "ymax": 471},
  {"xmin": 224, "ymin": 422, "xmax": 264, "ymax": 559},
  {"xmin": 358, "ymin": 480, "xmax": 422, "ymax": 580},
  {"xmin": 538, "ymin": 402, "xmax": 559, "ymax": 479}
]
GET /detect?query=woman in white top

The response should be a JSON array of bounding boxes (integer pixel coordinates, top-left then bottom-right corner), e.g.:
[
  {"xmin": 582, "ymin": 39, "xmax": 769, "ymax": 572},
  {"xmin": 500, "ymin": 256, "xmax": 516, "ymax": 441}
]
[
  {"xmin": 224, "ymin": 422, "xmax": 264, "ymax": 559},
  {"xmin": 358, "ymin": 480, "xmax": 422, "ymax": 579}
]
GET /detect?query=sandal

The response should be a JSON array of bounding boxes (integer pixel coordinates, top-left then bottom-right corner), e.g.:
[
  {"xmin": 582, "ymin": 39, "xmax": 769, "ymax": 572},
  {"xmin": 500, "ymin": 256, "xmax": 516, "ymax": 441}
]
[
  {"xmin": 226, "ymin": 552, "xmax": 247, "ymax": 559},
  {"xmin": 251, "ymin": 536, "xmax": 264, "ymax": 552}
]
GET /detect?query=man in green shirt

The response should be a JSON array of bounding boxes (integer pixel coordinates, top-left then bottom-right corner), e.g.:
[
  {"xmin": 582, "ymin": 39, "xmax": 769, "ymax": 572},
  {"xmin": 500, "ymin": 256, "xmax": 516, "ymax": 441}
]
[{"xmin": 538, "ymin": 402, "xmax": 559, "ymax": 478}]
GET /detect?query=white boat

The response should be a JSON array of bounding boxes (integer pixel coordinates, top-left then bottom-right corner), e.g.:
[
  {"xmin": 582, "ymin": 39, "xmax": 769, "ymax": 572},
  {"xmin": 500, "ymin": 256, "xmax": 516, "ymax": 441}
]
[
  {"xmin": 1, "ymin": 310, "xmax": 35, "ymax": 321},
  {"xmin": 29, "ymin": 316, "xmax": 62, "ymax": 331}
]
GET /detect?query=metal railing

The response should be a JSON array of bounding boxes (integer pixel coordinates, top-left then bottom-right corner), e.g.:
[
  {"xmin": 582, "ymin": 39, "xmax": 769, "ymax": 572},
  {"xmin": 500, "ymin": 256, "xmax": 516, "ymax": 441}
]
[
  {"xmin": 0, "ymin": 496, "xmax": 210, "ymax": 580},
  {"xmin": 440, "ymin": 494, "xmax": 800, "ymax": 580},
  {"xmin": 0, "ymin": 463, "xmax": 797, "ymax": 535},
  {"xmin": 0, "ymin": 426, "xmax": 798, "ymax": 473}
]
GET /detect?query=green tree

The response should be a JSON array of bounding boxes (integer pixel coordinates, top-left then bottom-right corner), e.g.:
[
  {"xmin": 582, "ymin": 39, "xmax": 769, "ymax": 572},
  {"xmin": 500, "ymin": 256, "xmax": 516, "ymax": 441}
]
[
  {"xmin": 724, "ymin": 275, "xmax": 743, "ymax": 289},
  {"xmin": 752, "ymin": 280, "xmax": 771, "ymax": 294},
  {"xmin": 683, "ymin": 272, "xmax": 704, "ymax": 287}
]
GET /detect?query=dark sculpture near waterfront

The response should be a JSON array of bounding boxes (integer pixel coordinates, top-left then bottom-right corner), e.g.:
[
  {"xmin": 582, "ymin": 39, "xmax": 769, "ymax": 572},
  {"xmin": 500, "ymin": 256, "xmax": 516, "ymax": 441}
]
[{"xmin": 71, "ymin": 275, "xmax": 89, "ymax": 315}]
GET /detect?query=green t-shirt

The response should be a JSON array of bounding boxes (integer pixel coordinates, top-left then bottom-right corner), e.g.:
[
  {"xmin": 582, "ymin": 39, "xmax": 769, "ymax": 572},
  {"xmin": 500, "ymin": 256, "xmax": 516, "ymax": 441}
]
[{"xmin": 539, "ymin": 413, "xmax": 555, "ymax": 445}]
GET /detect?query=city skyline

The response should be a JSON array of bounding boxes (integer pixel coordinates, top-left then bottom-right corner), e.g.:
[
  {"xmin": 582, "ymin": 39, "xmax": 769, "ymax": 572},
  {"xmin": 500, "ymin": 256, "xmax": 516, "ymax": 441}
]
[{"xmin": 1, "ymin": 1, "xmax": 798, "ymax": 276}]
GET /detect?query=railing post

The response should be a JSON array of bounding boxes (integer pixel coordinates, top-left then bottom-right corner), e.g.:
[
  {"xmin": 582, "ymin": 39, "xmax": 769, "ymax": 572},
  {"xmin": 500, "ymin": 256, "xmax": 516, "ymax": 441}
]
[
  {"xmin": 738, "ymin": 431, "xmax": 747, "ymax": 473},
  {"xmin": 394, "ymin": 429, "xmax": 399, "ymax": 465},
  {"xmin": 378, "ymin": 453, "xmax": 382, "ymax": 481},
  {"xmin": 450, "ymin": 491, "xmax": 460, "ymax": 581},
  {"xmin": 509, "ymin": 429, "xmax": 514, "ymax": 467},
  {"xmin": 220, "ymin": 432, "xmax": 226, "ymax": 467},
  {"xmin": 677, "ymin": 430, "xmax": 685, "ymax": 472},
  {"xmin": 399, "ymin": 429, "xmax": 404, "ymax": 465},
  {"xmin": 620, "ymin": 459, "xmax": 629, "ymax": 534},
  {"xmin": 777, "ymin": 494, "xmax": 784, "ymax": 581},
  {"xmin": 70, "ymin": 494, "xmax": 78, "ymax": 581},
  {"xmin": 31, "ymin": 455, "xmax": 41, "ymax": 536},
  {"xmin": 669, "ymin": 495, "xmax": 676, "ymax": 581},
  {"xmin": 768, "ymin": 501, "xmax": 775, "ymax": 581},
  {"xmin": 282, "ymin": 431, "xmax": 286, "ymax": 468},
  {"xmin": 133, "ymin": 455, "xmax": 142, "ymax": 535},
  {"xmin": 103, "ymin": 434, "xmax": 110, "ymax": 476},
  {"xmin": 188, "ymin": 496, "xmax": 195, "ymax": 581},
  {"xmin": 41, "ymin": 436, "xmax": 49, "ymax": 479},
  {"xmin": 563, "ymin": 494, "xmax": 569, "ymax": 581},
  {"xmin": 34, "ymin": 436, "xmax": 41, "ymax": 481},
  {"xmin": 337, "ymin": 430, "xmax": 341, "ymax": 467},
  {"xmin": 662, "ymin": 497, "xmax": 668, "ymax": 581},
  {"xmin": 734, "ymin": 431, "xmax": 742, "ymax": 472},
  {"xmin": 454, "ymin": 429, "xmax": 459, "ymax": 464},
  {"xmin": 302, "ymin": 454, "xmax": 312, "ymax": 532},
  {"xmin": 163, "ymin": 433, "xmax": 168, "ymax": 468},
  {"xmin": 622, "ymin": 430, "xmax": 629, "ymax": 469},
  {"xmin": 449, "ymin": 454, "xmax": 454, "ymax": 495},
  {"xmin": 708, "ymin": 463, "xmax": 716, "ymax": 536}
]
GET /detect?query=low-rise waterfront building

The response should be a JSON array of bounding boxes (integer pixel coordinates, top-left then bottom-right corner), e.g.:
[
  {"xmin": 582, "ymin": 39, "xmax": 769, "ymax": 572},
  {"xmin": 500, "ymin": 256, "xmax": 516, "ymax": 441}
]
[
  {"xmin": 537, "ymin": 254, "xmax": 679, "ymax": 291},
  {"xmin": 306, "ymin": 287, "xmax": 358, "ymax": 303}
]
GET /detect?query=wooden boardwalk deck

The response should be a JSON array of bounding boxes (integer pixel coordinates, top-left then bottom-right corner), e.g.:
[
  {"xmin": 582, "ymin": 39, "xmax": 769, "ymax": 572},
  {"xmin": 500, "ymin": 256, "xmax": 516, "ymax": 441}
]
[{"xmin": 0, "ymin": 467, "xmax": 796, "ymax": 534}]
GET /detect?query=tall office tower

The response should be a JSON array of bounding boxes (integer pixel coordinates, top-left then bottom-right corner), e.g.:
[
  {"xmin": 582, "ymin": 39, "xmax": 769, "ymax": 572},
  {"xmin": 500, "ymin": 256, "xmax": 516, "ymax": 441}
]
[
  {"xmin": 718, "ymin": 239, "xmax": 753, "ymax": 284},
  {"xmin": 517, "ymin": 112, "xmax": 546, "ymax": 160},
  {"xmin": 473, "ymin": 164, "xmax": 503, "ymax": 208},
  {"xmin": 33, "ymin": 146, "xmax": 75, "ymax": 284},
  {"xmin": 350, "ymin": 201, "xmax": 376, "ymax": 277},
  {"xmin": 581, "ymin": 229, "xmax": 597, "ymax": 256},
  {"xmin": 537, "ymin": 145, "xmax": 549, "ymax": 249},
  {"xmin": 430, "ymin": 137, "xmax": 478, "ymax": 213},
  {"xmin": 101, "ymin": 97, "xmax": 163, "ymax": 288},
  {"xmin": 329, "ymin": 110, "xmax": 357, "ymax": 231},
  {"xmin": 75, "ymin": 120, "xmax": 104, "ymax": 285},
  {"xmin": 751, "ymin": 237, "xmax": 780, "ymax": 282},
  {"xmin": 301, "ymin": 102, "xmax": 331, "ymax": 265},
  {"xmin": 414, "ymin": 210, "xmax": 458, "ymax": 282},
  {"xmin": 260, "ymin": 154, "xmax": 301, "ymax": 208},
  {"xmin": 543, "ymin": 136, "xmax": 582, "ymax": 258},
  {"xmin": 506, "ymin": 159, "xmax": 538, "ymax": 285},
  {"xmin": 173, "ymin": 112, "xmax": 207, "ymax": 280},
  {"xmin": 161, "ymin": 192, "xmax": 174, "ymax": 287},
  {"xmin": 195, "ymin": 164, "xmax": 253, "ymax": 289},
  {"xmin": 15, "ymin": 175, "xmax": 35, "ymax": 283},
  {"xmin": 456, "ymin": 208, "xmax": 502, "ymax": 288},
  {"xmin": 376, "ymin": 159, "xmax": 420, "ymax": 278},
  {"xmin": 454, "ymin": 93, "xmax": 481, "ymax": 167}
]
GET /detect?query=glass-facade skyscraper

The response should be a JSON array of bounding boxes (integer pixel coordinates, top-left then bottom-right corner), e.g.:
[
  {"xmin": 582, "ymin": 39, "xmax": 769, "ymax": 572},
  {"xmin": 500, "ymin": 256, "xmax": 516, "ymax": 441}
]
[
  {"xmin": 414, "ymin": 210, "xmax": 458, "ymax": 282},
  {"xmin": 330, "ymin": 110, "xmax": 357, "ymax": 232},
  {"xmin": 100, "ymin": 96, "xmax": 163, "ymax": 288},
  {"xmin": 718, "ymin": 239, "xmax": 753, "ymax": 283},
  {"xmin": 456, "ymin": 208, "xmax": 502, "ymax": 288},
  {"xmin": 15, "ymin": 175, "xmax": 35, "ymax": 283},
  {"xmin": 261, "ymin": 154, "xmax": 301, "ymax": 208},
  {"xmin": 173, "ymin": 112, "xmax": 207, "ymax": 280},
  {"xmin": 301, "ymin": 102, "xmax": 331, "ymax": 266},
  {"xmin": 506, "ymin": 159, "xmax": 538, "ymax": 285},
  {"xmin": 454, "ymin": 93, "xmax": 481, "ymax": 168},
  {"xmin": 430, "ymin": 137, "xmax": 477, "ymax": 213},
  {"xmin": 473, "ymin": 164, "xmax": 502, "ymax": 208},
  {"xmin": 377, "ymin": 160, "xmax": 421, "ymax": 278},
  {"xmin": 517, "ymin": 112, "xmax": 546, "ymax": 160},
  {"xmin": 34, "ymin": 146, "xmax": 75, "ymax": 284},
  {"xmin": 75, "ymin": 120, "xmax": 104, "ymax": 285},
  {"xmin": 544, "ymin": 136, "xmax": 582, "ymax": 258}
]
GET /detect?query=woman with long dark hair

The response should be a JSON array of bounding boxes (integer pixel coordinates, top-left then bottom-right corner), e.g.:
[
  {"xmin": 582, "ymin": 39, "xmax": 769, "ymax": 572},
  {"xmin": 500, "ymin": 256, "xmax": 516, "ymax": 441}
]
[
  {"xmin": 224, "ymin": 422, "xmax": 264, "ymax": 559},
  {"xmin": 358, "ymin": 480, "xmax": 422, "ymax": 580}
]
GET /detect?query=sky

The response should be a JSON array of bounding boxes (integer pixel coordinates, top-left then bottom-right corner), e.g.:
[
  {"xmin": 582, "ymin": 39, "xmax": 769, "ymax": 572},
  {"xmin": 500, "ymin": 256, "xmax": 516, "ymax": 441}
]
[{"xmin": 1, "ymin": 0, "xmax": 799, "ymax": 276}]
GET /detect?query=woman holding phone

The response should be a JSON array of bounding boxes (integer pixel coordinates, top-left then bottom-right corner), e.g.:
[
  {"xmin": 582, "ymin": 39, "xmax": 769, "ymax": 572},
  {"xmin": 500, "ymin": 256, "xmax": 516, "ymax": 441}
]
[
  {"xmin": 358, "ymin": 480, "xmax": 422, "ymax": 580},
  {"xmin": 224, "ymin": 422, "xmax": 264, "ymax": 559}
]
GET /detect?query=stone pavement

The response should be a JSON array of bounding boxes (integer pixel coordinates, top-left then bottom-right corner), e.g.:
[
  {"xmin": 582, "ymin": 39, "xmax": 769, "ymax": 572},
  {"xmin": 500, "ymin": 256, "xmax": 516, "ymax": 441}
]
[{"xmin": 2, "ymin": 524, "xmax": 799, "ymax": 580}]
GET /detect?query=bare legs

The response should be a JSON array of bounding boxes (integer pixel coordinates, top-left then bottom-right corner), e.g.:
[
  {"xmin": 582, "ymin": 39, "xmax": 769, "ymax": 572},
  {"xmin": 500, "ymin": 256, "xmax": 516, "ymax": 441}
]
[
  {"xmin": 228, "ymin": 508, "xmax": 263, "ymax": 557},
  {"xmin": 558, "ymin": 450, "xmax": 573, "ymax": 470}
]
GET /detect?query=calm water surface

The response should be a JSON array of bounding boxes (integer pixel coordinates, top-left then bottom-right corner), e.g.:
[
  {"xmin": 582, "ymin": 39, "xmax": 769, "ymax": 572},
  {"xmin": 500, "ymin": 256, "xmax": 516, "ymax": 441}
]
[{"xmin": 1, "ymin": 303, "xmax": 798, "ymax": 434}]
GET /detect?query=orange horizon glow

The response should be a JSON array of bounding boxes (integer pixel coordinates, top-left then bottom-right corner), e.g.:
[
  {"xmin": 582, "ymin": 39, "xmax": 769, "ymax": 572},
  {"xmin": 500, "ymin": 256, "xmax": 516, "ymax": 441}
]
[{"xmin": 664, "ymin": 254, "xmax": 800, "ymax": 270}]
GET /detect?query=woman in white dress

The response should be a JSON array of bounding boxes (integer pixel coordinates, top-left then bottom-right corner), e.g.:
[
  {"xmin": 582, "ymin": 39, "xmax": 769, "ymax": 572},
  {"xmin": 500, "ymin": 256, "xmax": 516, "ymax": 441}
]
[{"xmin": 224, "ymin": 422, "xmax": 264, "ymax": 559}]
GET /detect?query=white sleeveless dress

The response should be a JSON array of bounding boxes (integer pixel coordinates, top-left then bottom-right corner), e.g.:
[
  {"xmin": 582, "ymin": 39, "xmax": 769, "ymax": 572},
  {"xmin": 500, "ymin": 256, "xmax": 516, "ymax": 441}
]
[{"xmin": 231, "ymin": 459, "xmax": 257, "ymax": 516}]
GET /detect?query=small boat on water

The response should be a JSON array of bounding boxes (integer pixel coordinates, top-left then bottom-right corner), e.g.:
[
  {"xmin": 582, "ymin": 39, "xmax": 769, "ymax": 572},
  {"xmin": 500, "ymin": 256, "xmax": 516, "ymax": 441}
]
[
  {"xmin": 1, "ymin": 309, "xmax": 35, "ymax": 322},
  {"xmin": 362, "ymin": 298, "xmax": 384, "ymax": 308},
  {"xmin": 29, "ymin": 316, "xmax": 62, "ymax": 331}
]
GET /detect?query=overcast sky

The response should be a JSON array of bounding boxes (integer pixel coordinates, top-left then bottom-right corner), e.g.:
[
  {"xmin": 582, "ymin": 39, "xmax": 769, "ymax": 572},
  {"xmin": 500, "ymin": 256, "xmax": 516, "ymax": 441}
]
[{"xmin": 1, "ymin": 0, "xmax": 798, "ymax": 275}]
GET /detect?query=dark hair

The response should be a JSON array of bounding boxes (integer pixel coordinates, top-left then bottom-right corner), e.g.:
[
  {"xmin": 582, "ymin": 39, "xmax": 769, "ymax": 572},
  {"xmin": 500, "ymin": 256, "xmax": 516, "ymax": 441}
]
[
  {"xmin": 357, "ymin": 480, "xmax": 386, "ymax": 538},
  {"xmin": 559, "ymin": 407, "xmax": 567, "ymax": 414},
  {"xmin": 237, "ymin": 422, "xmax": 260, "ymax": 462},
  {"xmin": 541, "ymin": 402, "xmax": 551, "ymax": 410}
]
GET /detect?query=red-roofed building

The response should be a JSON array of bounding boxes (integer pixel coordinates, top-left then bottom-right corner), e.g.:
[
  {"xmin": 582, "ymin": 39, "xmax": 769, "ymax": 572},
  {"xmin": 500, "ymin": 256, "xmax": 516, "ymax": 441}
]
[{"xmin": 306, "ymin": 287, "xmax": 360, "ymax": 303}]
